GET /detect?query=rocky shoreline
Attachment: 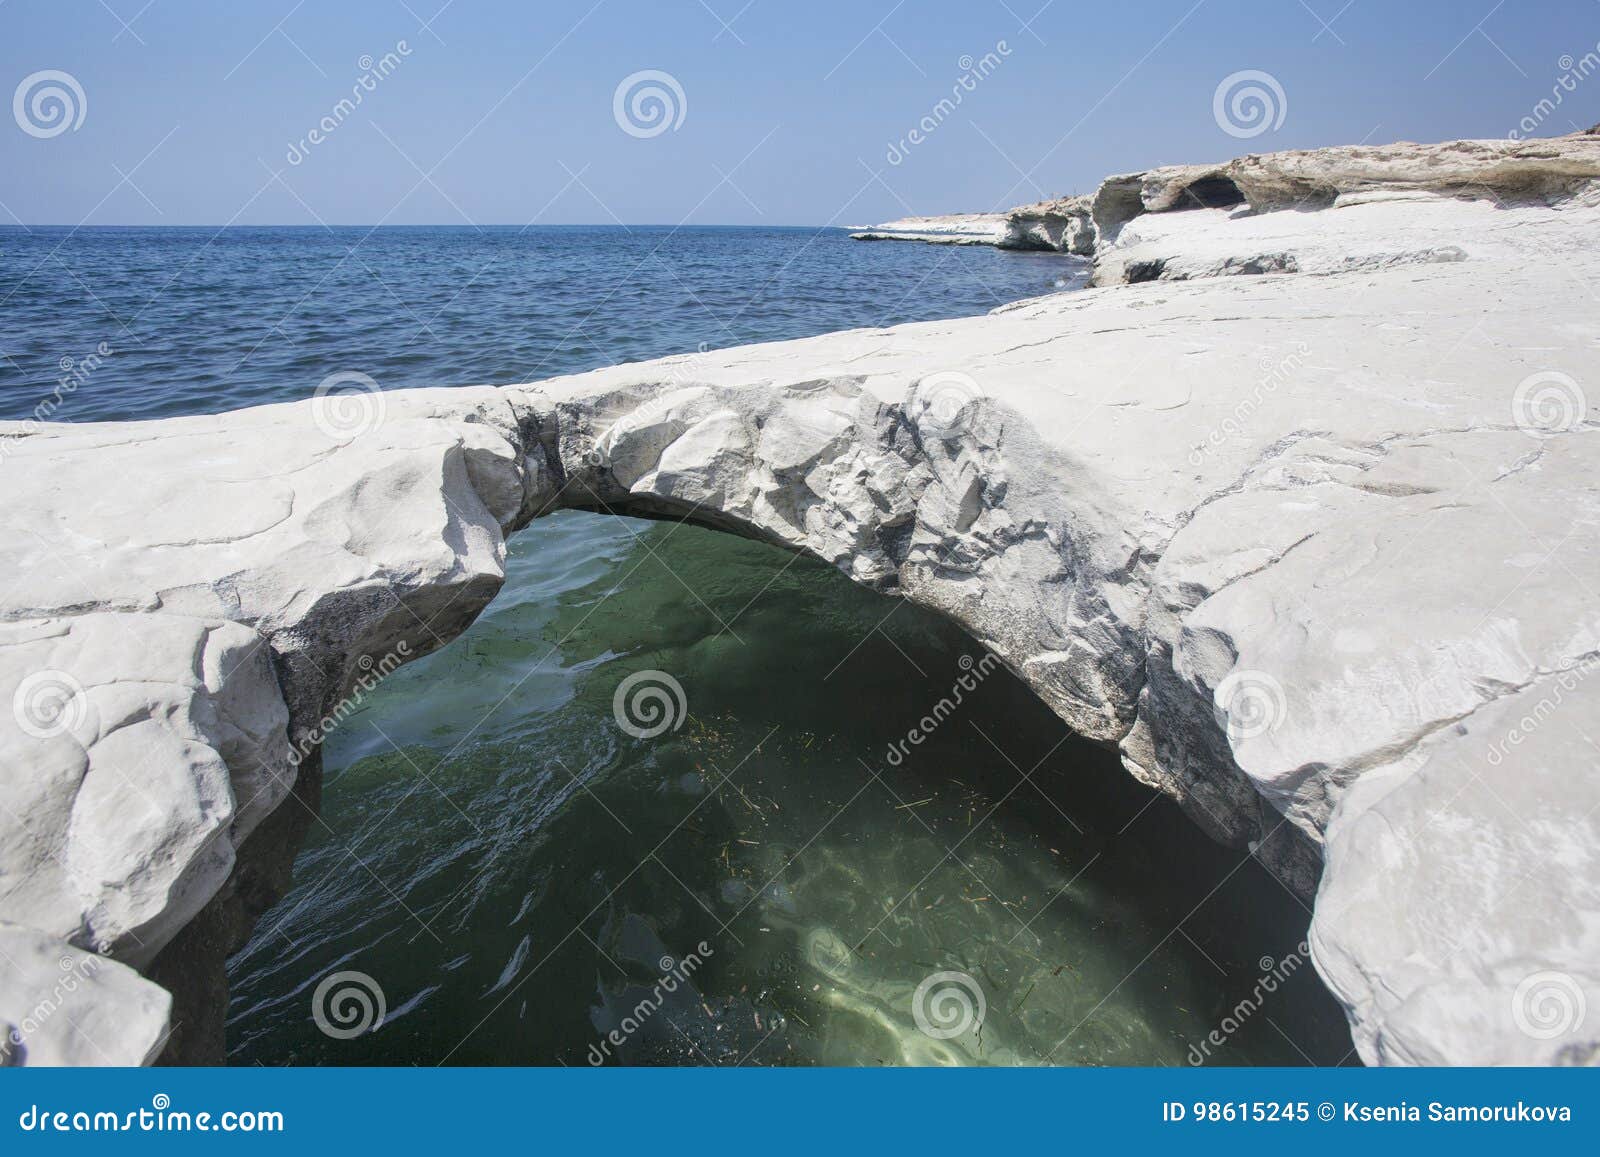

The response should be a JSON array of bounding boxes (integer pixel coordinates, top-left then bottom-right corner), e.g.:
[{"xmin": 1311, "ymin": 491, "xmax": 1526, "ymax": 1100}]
[
  {"xmin": 860, "ymin": 129, "xmax": 1600, "ymax": 266},
  {"xmin": 848, "ymin": 213, "xmax": 1009, "ymax": 245},
  {"xmin": 3, "ymin": 132, "xmax": 1598, "ymax": 1067}
]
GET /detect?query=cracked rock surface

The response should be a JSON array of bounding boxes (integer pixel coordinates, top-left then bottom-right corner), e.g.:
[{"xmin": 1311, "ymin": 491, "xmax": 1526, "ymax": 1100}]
[{"xmin": 1, "ymin": 136, "xmax": 1597, "ymax": 1065}]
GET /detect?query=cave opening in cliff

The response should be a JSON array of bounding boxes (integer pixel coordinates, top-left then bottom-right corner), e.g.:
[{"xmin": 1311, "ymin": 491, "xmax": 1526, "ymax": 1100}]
[
  {"xmin": 224, "ymin": 510, "xmax": 1353, "ymax": 1067},
  {"xmin": 1177, "ymin": 176, "xmax": 1248, "ymax": 210}
]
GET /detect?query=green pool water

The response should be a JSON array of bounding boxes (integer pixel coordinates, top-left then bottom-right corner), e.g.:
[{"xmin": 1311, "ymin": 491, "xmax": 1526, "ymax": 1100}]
[{"xmin": 226, "ymin": 512, "xmax": 1352, "ymax": 1067}]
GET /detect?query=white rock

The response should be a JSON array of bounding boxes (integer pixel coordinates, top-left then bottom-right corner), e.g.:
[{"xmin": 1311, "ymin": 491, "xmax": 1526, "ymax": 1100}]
[
  {"xmin": 1089, "ymin": 193, "xmax": 1582, "ymax": 285},
  {"xmin": 998, "ymin": 133, "xmax": 1600, "ymax": 266},
  {"xmin": 850, "ymin": 213, "xmax": 1010, "ymax": 244},
  {"xmin": 0, "ymin": 922, "xmax": 170, "ymax": 1065},
  {"xmin": 0, "ymin": 387, "xmax": 536, "ymax": 1062},
  {"xmin": 1313, "ymin": 666, "xmax": 1600, "ymax": 1065},
  {"xmin": 1000, "ymin": 194, "xmax": 1096, "ymax": 254},
  {"xmin": 0, "ymin": 613, "xmax": 288, "ymax": 964}
]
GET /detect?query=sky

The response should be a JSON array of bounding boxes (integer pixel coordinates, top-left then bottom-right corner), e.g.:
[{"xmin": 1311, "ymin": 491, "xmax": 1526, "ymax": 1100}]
[{"xmin": 2, "ymin": 0, "xmax": 1598, "ymax": 226}]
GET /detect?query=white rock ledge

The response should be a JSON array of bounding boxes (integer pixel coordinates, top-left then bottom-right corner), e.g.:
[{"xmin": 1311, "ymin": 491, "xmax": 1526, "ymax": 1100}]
[
  {"xmin": 2, "ymin": 135, "xmax": 1598, "ymax": 1067},
  {"xmin": 848, "ymin": 213, "xmax": 1011, "ymax": 245}
]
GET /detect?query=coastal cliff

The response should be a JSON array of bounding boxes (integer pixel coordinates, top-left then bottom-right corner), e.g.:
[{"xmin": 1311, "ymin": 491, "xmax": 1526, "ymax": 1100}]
[
  {"xmin": 2, "ymin": 134, "xmax": 1598, "ymax": 1067},
  {"xmin": 861, "ymin": 133, "xmax": 1600, "ymax": 272}
]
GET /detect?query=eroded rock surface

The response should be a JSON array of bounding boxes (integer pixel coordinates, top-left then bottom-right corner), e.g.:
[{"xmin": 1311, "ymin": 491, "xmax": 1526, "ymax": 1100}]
[
  {"xmin": 0, "ymin": 613, "xmax": 287, "ymax": 964},
  {"xmin": 1001, "ymin": 194, "xmax": 1096, "ymax": 254},
  {"xmin": 2, "ymin": 134, "xmax": 1597, "ymax": 1066},
  {"xmin": 975, "ymin": 132, "xmax": 1600, "ymax": 278}
]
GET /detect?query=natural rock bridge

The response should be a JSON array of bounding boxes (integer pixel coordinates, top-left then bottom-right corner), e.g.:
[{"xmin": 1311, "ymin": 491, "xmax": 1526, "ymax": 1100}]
[{"xmin": 3, "ymin": 135, "xmax": 1598, "ymax": 1067}]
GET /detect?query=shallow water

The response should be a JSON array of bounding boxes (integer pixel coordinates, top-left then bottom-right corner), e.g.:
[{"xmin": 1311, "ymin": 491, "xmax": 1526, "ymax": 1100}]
[
  {"xmin": 226, "ymin": 518, "xmax": 1349, "ymax": 1066},
  {"xmin": 1, "ymin": 224, "xmax": 1349, "ymax": 1065}
]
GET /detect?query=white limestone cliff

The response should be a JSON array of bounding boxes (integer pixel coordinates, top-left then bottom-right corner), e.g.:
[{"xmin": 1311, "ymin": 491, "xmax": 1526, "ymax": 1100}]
[{"xmin": 905, "ymin": 133, "xmax": 1600, "ymax": 275}]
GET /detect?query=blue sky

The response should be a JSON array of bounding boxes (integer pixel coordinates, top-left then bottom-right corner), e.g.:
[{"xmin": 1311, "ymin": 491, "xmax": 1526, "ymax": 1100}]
[{"xmin": 3, "ymin": 0, "xmax": 1598, "ymax": 225}]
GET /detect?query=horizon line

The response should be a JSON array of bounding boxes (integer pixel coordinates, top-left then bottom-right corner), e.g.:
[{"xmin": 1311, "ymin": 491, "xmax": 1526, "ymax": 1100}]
[{"xmin": 0, "ymin": 221, "xmax": 869, "ymax": 231}]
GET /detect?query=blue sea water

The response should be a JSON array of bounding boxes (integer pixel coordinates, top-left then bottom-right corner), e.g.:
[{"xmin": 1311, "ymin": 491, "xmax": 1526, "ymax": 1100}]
[
  {"xmin": 0, "ymin": 225, "xmax": 1348, "ymax": 1067},
  {"xmin": 0, "ymin": 225, "xmax": 1083, "ymax": 422}
]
